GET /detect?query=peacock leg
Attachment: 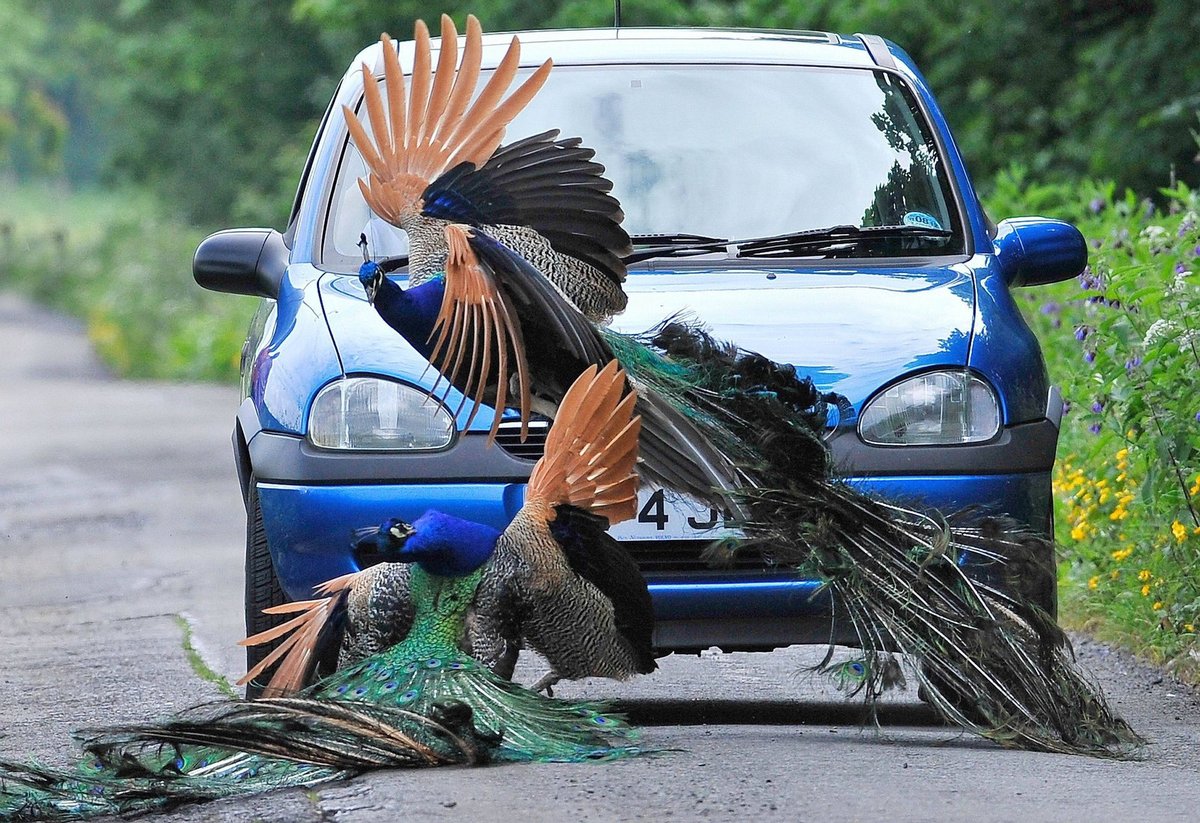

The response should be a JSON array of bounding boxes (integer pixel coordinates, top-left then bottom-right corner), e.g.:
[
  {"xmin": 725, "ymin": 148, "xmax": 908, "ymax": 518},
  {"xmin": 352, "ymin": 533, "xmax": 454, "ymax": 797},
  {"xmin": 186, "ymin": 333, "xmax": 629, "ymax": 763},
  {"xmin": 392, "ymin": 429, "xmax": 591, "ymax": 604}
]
[{"xmin": 530, "ymin": 670, "xmax": 563, "ymax": 696}]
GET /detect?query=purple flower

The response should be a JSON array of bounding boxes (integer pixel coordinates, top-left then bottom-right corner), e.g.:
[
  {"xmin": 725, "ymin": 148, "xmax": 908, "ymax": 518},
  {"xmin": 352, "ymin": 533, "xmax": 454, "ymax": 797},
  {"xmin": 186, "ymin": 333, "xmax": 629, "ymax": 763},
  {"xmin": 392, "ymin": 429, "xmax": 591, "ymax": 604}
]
[
  {"xmin": 1040, "ymin": 302, "xmax": 1060, "ymax": 315},
  {"xmin": 1176, "ymin": 262, "xmax": 1188, "ymax": 274},
  {"xmin": 1195, "ymin": 411, "xmax": 1200, "ymax": 423},
  {"xmin": 1091, "ymin": 401, "xmax": 1104, "ymax": 413},
  {"xmin": 1125, "ymin": 357, "xmax": 1141, "ymax": 373},
  {"xmin": 1052, "ymin": 318, "xmax": 1062, "ymax": 329},
  {"xmin": 1192, "ymin": 244, "xmax": 1200, "ymax": 257},
  {"xmin": 1085, "ymin": 350, "xmax": 1096, "ymax": 363},
  {"xmin": 1062, "ymin": 401, "xmax": 1071, "ymax": 416},
  {"xmin": 1089, "ymin": 197, "xmax": 1105, "ymax": 214},
  {"xmin": 1075, "ymin": 326, "xmax": 1089, "ymax": 341},
  {"xmin": 1089, "ymin": 423, "xmax": 1102, "ymax": 435}
]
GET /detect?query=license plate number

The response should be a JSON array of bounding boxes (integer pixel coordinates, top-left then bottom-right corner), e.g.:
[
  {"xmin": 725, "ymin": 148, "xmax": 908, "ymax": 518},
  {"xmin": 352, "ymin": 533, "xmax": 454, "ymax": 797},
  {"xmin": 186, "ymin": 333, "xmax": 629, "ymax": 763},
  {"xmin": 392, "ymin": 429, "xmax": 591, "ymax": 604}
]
[{"xmin": 607, "ymin": 488, "xmax": 739, "ymax": 541}]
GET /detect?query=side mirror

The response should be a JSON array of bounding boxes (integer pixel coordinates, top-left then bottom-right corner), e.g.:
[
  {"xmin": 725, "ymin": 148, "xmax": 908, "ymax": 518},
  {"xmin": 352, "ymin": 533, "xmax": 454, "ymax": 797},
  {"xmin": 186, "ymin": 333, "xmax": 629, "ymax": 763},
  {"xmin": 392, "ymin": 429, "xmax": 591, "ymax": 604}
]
[
  {"xmin": 993, "ymin": 217, "xmax": 1087, "ymax": 287},
  {"xmin": 193, "ymin": 228, "xmax": 288, "ymax": 299}
]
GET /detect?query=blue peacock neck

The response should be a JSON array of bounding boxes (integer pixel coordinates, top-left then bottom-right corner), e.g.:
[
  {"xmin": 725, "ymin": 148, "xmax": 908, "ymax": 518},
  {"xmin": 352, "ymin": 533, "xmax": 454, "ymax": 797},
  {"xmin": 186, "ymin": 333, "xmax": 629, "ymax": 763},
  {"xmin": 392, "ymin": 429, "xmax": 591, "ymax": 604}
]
[{"xmin": 370, "ymin": 273, "xmax": 445, "ymax": 361}]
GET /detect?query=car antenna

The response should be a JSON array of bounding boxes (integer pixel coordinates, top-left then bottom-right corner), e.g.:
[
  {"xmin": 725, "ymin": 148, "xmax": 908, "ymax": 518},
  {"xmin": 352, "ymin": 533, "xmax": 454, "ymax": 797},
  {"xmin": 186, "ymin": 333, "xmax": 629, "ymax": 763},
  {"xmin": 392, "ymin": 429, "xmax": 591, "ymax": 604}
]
[{"xmin": 614, "ymin": 0, "xmax": 621, "ymax": 28}]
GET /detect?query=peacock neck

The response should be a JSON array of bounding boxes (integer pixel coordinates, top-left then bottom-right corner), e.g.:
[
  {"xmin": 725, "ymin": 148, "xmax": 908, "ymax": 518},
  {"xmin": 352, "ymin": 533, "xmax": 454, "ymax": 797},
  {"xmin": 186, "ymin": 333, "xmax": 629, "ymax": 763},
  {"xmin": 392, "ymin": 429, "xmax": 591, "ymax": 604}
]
[
  {"xmin": 380, "ymin": 565, "xmax": 482, "ymax": 662},
  {"xmin": 373, "ymin": 275, "xmax": 444, "ymax": 359}
]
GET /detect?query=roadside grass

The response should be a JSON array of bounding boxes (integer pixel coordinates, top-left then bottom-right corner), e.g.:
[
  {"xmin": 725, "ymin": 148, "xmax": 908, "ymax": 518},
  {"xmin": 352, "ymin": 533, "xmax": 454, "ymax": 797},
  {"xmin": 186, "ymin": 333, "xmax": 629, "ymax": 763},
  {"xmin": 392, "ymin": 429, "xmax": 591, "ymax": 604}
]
[
  {"xmin": 174, "ymin": 614, "xmax": 238, "ymax": 699},
  {"xmin": 0, "ymin": 183, "xmax": 255, "ymax": 381},
  {"xmin": 994, "ymin": 168, "xmax": 1200, "ymax": 680}
]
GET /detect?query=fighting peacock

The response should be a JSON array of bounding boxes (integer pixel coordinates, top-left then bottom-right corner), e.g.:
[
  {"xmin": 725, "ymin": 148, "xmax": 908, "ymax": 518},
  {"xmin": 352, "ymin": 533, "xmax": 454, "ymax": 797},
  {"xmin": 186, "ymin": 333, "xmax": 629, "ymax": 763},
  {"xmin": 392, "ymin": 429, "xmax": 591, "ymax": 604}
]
[
  {"xmin": 338, "ymin": 15, "xmax": 1143, "ymax": 758},
  {"xmin": 0, "ymin": 364, "xmax": 648, "ymax": 820}
]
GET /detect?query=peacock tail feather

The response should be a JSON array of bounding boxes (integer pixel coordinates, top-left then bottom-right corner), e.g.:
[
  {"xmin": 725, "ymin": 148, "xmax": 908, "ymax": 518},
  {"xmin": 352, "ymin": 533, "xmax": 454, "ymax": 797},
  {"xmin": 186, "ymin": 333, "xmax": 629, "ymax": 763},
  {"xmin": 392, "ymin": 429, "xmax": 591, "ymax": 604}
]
[
  {"xmin": 613, "ymin": 318, "xmax": 1144, "ymax": 759},
  {"xmin": 0, "ymin": 567, "xmax": 641, "ymax": 821}
]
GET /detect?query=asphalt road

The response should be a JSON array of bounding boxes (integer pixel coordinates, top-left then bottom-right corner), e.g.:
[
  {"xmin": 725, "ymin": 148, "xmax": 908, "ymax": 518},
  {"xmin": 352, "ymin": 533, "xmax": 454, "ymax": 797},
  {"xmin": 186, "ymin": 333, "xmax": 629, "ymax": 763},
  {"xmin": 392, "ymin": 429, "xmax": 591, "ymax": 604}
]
[{"xmin": 2, "ymin": 291, "xmax": 1199, "ymax": 822}]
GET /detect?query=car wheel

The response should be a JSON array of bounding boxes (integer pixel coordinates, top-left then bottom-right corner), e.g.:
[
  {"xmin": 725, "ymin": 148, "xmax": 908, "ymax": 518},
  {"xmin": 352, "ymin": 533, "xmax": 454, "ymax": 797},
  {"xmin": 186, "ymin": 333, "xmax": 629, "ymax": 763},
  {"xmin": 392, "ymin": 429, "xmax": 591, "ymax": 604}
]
[
  {"xmin": 1006, "ymin": 499, "xmax": 1059, "ymax": 620},
  {"xmin": 244, "ymin": 477, "xmax": 287, "ymax": 698}
]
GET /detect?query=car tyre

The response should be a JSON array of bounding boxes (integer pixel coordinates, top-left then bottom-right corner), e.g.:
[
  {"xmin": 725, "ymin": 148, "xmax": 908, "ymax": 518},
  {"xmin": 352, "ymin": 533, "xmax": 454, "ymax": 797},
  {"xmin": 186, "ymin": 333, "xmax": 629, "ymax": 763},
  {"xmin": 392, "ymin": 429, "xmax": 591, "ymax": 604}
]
[{"xmin": 244, "ymin": 477, "xmax": 288, "ymax": 698}]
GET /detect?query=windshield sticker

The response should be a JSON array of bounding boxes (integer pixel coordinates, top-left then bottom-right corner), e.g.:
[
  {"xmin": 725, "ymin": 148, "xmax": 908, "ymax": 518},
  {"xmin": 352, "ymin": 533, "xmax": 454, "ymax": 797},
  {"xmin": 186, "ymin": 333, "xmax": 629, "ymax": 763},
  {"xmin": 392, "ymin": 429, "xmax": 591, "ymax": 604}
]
[{"xmin": 902, "ymin": 211, "xmax": 942, "ymax": 230}]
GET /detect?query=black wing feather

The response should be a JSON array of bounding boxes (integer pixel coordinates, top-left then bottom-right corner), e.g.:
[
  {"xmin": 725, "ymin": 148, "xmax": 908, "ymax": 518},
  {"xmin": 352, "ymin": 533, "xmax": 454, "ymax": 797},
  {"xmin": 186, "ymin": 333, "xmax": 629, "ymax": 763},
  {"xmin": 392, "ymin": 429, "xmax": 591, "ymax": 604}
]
[
  {"xmin": 548, "ymin": 504, "xmax": 656, "ymax": 674},
  {"xmin": 422, "ymin": 130, "xmax": 631, "ymax": 286}
]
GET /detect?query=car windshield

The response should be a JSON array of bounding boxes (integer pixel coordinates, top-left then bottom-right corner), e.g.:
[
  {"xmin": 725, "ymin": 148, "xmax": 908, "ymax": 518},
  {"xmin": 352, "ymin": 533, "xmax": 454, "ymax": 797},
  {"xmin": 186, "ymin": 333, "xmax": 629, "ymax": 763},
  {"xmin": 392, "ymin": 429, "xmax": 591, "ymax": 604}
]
[{"xmin": 322, "ymin": 63, "xmax": 963, "ymax": 268}]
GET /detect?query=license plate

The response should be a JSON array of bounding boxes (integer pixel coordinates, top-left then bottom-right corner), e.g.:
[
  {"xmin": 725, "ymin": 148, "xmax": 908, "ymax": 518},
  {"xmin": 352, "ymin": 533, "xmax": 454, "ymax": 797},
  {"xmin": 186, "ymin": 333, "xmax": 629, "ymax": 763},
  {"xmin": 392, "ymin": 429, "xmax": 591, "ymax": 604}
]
[{"xmin": 607, "ymin": 488, "xmax": 740, "ymax": 541}]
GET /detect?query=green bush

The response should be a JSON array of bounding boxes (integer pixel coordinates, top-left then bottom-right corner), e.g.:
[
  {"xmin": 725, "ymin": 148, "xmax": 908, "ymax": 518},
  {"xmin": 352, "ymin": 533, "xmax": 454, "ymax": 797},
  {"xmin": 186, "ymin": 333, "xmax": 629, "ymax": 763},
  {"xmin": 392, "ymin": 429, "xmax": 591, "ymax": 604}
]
[
  {"xmin": 0, "ymin": 185, "xmax": 255, "ymax": 381},
  {"xmin": 1009, "ymin": 174, "xmax": 1200, "ymax": 677}
]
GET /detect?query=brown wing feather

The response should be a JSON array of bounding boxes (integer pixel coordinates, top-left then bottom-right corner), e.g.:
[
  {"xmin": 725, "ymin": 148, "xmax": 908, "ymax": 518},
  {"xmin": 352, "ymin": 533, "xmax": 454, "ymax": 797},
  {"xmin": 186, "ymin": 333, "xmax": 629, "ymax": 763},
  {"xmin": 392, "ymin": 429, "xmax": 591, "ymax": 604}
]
[
  {"xmin": 342, "ymin": 16, "xmax": 552, "ymax": 225},
  {"xmin": 237, "ymin": 571, "xmax": 362, "ymax": 697},
  {"xmin": 525, "ymin": 361, "xmax": 642, "ymax": 525},
  {"xmin": 428, "ymin": 223, "xmax": 531, "ymax": 441}
]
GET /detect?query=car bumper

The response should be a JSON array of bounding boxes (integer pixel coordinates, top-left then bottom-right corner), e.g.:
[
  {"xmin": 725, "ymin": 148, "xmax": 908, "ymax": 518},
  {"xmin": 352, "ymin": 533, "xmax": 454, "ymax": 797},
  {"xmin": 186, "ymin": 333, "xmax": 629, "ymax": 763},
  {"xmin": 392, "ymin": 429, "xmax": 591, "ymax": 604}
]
[{"xmin": 251, "ymin": 415, "xmax": 1056, "ymax": 652}]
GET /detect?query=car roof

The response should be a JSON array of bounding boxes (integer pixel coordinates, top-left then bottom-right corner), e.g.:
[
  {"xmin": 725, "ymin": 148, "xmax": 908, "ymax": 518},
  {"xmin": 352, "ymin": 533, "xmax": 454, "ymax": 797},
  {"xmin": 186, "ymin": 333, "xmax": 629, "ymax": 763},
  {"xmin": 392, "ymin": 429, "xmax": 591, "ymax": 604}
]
[{"xmin": 346, "ymin": 26, "xmax": 883, "ymax": 76}]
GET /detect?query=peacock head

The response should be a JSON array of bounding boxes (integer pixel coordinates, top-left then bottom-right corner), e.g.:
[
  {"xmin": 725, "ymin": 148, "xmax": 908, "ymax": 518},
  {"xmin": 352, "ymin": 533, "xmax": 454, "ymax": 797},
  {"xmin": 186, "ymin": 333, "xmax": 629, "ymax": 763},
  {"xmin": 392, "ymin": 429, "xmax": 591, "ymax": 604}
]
[
  {"xmin": 357, "ymin": 232, "xmax": 385, "ymax": 304},
  {"xmin": 352, "ymin": 511, "xmax": 499, "ymax": 578},
  {"xmin": 358, "ymin": 260, "xmax": 386, "ymax": 304},
  {"xmin": 352, "ymin": 517, "xmax": 415, "ymax": 567}
]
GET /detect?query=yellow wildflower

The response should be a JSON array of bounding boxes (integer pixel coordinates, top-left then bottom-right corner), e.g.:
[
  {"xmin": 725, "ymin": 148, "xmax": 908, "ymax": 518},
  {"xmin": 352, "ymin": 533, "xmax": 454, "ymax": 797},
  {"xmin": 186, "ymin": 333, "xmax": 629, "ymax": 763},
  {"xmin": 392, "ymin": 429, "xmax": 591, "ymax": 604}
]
[
  {"xmin": 1138, "ymin": 569, "xmax": 1152, "ymax": 582},
  {"xmin": 1088, "ymin": 576, "xmax": 1100, "ymax": 590},
  {"xmin": 1153, "ymin": 601, "xmax": 1163, "ymax": 610},
  {"xmin": 1111, "ymin": 547, "xmax": 1133, "ymax": 562},
  {"xmin": 1110, "ymin": 569, "xmax": 1120, "ymax": 580},
  {"xmin": 1071, "ymin": 524, "xmax": 1087, "ymax": 541},
  {"xmin": 1141, "ymin": 584, "xmax": 1151, "ymax": 597},
  {"xmin": 1172, "ymin": 520, "xmax": 1188, "ymax": 543},
  {"xmin": 1186, "ymin": 624, "xmax": 1196, "ymax": 633},
  {"xmin": 1116, "ymin": 448, "xmax": 1128, "ymax": 461}
]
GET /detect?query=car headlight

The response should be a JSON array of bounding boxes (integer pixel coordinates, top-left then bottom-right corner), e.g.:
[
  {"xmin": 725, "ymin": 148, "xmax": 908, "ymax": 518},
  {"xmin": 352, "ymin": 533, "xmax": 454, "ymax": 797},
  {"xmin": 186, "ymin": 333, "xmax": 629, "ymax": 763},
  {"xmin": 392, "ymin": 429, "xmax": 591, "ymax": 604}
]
[
  {"xmin": 308, "ymin": 377, "xmax": 455, "ymax": 450},
  {"xmin": 858, "ymin": 371, "xmax": 1000, "ymax": 445}
]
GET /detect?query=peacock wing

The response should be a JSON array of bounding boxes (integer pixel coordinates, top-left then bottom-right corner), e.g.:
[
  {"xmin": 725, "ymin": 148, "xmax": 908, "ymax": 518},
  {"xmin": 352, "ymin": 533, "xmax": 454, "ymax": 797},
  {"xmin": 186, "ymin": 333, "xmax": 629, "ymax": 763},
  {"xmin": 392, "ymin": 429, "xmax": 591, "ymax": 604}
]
[
  {"xmin": 420, "ymin": 130, "xmax": 631, "ymax": 314},
  {"xmin": 238, "ymin": 564, "xmax": 413, "ymax": 697},
  {"xmin": 342, "ymin": 15, "xmax": 552, "ymax": 228},
  {"xmin": 544, "ymin": 504, "xmax": 656, "ymax": 674},
  {"xmin": 428, "ymin": 224, "xmax": 612, "ymax": 441},
  {"xmin": 498, "ymin": 363, "xmax": 653, "ymax": 675}
]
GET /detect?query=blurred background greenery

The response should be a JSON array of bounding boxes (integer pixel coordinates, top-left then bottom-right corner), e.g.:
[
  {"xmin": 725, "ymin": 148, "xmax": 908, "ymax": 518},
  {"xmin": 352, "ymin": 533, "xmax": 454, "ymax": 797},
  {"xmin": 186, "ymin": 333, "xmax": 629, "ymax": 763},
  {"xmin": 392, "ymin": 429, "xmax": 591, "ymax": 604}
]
[{"xmin": 3, "ymin": 0, "xmax": 1200, "ymax": 670}]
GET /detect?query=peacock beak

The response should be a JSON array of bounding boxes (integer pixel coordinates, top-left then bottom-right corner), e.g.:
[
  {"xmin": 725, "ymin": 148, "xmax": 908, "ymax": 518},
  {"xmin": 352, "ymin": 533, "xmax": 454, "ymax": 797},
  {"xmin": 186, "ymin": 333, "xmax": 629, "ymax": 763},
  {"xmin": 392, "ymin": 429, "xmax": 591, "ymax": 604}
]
[{"xmin": 363, "ymin": 273, "xmax": 381, "ymax": 304}]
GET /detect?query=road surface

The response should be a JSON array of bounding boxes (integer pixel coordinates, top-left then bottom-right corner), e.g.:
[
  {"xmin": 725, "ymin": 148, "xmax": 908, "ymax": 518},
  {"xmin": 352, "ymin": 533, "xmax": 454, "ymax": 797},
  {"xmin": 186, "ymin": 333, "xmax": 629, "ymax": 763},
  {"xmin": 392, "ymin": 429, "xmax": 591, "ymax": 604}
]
[{"xmin": 1, "ymin": 292, "xmax": 1198, "ymax": 822}]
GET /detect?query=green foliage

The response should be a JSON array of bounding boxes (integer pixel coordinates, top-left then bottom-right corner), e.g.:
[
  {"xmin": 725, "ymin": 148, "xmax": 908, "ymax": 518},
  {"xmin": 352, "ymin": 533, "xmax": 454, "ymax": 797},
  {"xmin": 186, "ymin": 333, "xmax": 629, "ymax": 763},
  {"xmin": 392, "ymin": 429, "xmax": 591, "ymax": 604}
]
[
  {"xmin": 0, "ymin": 185, "xmax": 255, "ymax": 382},
  {"xmin": 6, "ymin": 0, "xmax": 1200, "ymax": 227},
  {"xmin": 1008, "ymin": 173, "xmax": 1200, "ymax": 676}
]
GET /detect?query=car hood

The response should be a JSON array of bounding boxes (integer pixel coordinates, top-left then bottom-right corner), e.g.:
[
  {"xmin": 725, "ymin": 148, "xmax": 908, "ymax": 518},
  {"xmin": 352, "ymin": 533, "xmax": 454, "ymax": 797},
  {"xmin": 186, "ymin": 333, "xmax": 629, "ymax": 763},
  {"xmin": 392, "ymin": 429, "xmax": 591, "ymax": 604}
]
[
  {"xmin": 320, "ymin": 260, "xmax": 976, "ymax": 420},
  {"xmin": 613, "ymin": 262, "xmax": 976, "ymax": 411}
]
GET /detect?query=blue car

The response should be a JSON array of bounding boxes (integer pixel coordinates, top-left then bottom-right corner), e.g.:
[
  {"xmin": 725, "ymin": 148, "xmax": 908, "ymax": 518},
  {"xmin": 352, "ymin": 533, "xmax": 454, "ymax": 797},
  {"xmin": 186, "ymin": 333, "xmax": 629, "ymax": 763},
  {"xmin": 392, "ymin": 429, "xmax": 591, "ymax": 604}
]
[{"xmin": 194, "ymin": 27, "xmax": 1083, "ymax": 676}]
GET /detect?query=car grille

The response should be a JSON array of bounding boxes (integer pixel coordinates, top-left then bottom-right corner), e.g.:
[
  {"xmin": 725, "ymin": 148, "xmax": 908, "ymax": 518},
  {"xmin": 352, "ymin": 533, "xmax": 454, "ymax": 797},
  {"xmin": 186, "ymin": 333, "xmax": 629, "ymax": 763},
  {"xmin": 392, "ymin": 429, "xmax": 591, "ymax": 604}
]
[
  {"xmin": 494, "ymin": 418, "xmax": 550, "ymax": 460},
  {"xmin": 621, "ymin": 539, "xmax": 769, "ymax": 574}
]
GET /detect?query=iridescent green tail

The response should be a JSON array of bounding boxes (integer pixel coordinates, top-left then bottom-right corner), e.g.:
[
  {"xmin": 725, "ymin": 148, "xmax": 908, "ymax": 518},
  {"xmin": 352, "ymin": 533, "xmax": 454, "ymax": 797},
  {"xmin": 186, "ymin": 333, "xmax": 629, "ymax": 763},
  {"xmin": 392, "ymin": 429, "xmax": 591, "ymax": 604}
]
[
  {"xmin": 315, "ymin": 651, "xmax": 640, "ymax": 763},
  {"xmin": 0, "ymin": 697, "xmax": 486, "ymax": 821}
]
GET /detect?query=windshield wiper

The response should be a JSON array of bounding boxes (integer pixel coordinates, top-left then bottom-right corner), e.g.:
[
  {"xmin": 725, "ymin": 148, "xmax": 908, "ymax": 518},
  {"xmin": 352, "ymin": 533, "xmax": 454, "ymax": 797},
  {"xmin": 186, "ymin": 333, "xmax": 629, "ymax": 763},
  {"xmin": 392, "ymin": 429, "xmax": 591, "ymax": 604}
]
[
  {"xmin": 735, "ymin": 224, "xmax": 953, "ymax": 259},
  {"xmin": 625, "ymin": 233, "xmax": 730, "ymax": 264}
]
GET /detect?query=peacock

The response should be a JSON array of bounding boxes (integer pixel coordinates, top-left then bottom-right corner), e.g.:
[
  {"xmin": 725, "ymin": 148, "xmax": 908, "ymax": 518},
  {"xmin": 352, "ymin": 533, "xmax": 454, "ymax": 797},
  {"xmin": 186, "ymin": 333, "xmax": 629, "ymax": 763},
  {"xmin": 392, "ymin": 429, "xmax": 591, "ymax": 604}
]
[
  {"xmin": 345, "ymin": 15, "xmax": 744, "ymax": 511},
  {"xmin": 339, "ymin": 18, "xmax": 1145, "ymax": 759},
  {"xmin": 241, "ymin": 360, "xmax": 657, "ymax": 698},
  {"xmin": 0, "ymin": 364, "xmax": 647, "ymax": 821}
]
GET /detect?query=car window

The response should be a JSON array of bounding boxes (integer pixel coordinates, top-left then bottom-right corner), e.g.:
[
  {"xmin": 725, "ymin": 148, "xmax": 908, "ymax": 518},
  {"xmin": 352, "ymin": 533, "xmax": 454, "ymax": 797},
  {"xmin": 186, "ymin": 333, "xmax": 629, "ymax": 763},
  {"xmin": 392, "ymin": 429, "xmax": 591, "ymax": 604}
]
[{"xmin": 321, "ymin": 63, "xmax": 963, "ymax": 269}]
